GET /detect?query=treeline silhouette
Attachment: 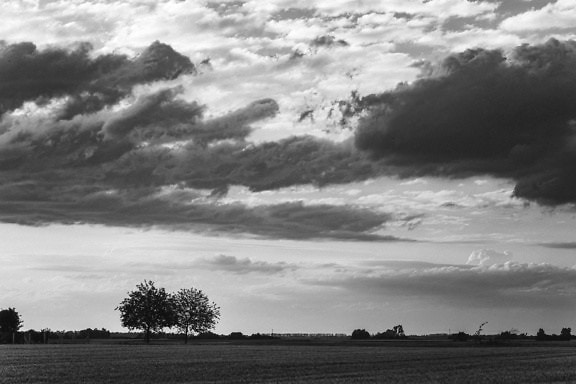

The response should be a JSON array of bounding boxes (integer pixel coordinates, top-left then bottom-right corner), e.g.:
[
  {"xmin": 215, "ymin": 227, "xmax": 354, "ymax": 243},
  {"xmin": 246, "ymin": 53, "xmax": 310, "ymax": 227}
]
[
  {"xmin": 2, "ymin": 305, "xmax": 573, "ymax": 344},
  {"xmin": 0, "ymin": 328, "xmax": 111, "ymax": 344},
  {"xmin": 351, "ymin": 325, "xmax": 573, "ymax": 342}
]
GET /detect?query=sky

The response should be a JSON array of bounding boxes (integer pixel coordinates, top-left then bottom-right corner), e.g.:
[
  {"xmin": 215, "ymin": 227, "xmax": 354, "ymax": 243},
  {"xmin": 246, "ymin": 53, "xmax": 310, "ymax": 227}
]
[{"xmin": 0, "ymin": 0, "xmax": 576, "ymax": 336}]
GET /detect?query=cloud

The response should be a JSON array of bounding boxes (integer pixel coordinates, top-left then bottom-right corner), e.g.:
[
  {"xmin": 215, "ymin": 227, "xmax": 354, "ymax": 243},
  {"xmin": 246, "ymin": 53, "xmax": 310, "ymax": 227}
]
[
  {"xmin": 0, "ymin": 38, "xmax": 411, "ymax": 238},
  {"xmin": 97, "ymin": 134, "xmax": 384, "ymax": 193},
  {"xmin": 500, "ymin": 0, "xmax": 576, "ymax": 32},
  {"xmin": 309, "ymin": 261, "xmax": 576, "ymax": 309},
  {"xmin": 355, "ymin": 38, "xmax": 576, "ymax": 205},
  {"xmin": 198, "ymin": 254, "xmax": 299, "ymax": 274},
  {"xmin": 539, "ymin": 242, "xmax": 576, "ymax": 250},
  {"xmin": 0, "ymin": 40, "xmax": 195, "ymax": 118},
  {"xmin": 466, "ymin": 249, "xmax": 513, "ymax": 266},
  {"xmin": 310, "ymin": 35, "xmax": 349, "ymax": 48},
  {"xmin": 0, "ymin": 182, "xmax": 405, "ymax": 241},
  {"xmin": 101, "ymin": 88, "xmax": 204, "ymax": 141}
]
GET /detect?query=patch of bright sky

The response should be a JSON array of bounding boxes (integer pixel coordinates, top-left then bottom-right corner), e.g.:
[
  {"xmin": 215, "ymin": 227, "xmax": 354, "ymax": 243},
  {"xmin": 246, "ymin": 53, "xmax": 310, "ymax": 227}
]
[
  {"xmin": 222, "ymin": 175, "xmax": 576, "ymax": 246},
  {"xmin": 1, "ymin": 221, "xmax": 574, "ymax": 334}
]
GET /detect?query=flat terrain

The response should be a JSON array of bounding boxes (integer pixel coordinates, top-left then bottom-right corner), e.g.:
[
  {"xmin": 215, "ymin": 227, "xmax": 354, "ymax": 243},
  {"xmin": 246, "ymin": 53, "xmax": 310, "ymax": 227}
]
[{"xmin": 1, "ymin": 341, "xmax": 576, "ymax": 383}]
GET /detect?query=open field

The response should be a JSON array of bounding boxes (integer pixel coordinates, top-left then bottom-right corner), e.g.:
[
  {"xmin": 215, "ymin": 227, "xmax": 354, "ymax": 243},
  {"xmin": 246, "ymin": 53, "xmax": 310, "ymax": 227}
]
[{"xmin": 1, "ymin": 341, "xmax": 576, "ymax": 383}]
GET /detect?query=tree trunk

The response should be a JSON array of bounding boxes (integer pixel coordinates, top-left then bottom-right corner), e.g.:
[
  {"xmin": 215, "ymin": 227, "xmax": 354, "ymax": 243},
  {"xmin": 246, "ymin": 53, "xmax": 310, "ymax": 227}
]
[
  {"xmin": 145, "ymin": 327, "xmax": 151, "ymax": 344},
  {"xmin": 184, "ymin": 329, "xmax": 188, "ymax": 344}
]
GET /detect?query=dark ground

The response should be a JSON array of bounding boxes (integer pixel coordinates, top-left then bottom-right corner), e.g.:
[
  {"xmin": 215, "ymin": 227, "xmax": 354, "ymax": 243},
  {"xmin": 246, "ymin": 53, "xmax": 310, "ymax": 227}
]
[{"xmin": 1, "ymin": 339, "xmax": 576, "ymax": 383}]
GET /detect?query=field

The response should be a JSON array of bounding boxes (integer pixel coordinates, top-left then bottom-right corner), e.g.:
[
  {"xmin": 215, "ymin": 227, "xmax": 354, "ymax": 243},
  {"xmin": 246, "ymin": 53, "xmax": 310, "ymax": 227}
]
[{"xmin": 1, "ymin": 340, "xmax": 576, "ymax": 383}]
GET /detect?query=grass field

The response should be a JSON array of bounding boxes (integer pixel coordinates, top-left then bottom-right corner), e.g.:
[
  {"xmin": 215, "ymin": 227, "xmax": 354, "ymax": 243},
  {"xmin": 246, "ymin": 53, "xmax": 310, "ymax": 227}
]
[{"xmin": 1, "ymin": 340, "xmax": 576, "ymax": 383}]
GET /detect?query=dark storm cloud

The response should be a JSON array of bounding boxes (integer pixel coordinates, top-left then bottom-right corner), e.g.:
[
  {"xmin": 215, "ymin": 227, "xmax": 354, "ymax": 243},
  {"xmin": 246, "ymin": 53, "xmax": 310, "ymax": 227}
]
[
  {"xmin": 0, "ymin": 187, "xmax": 402, "ymax": 241},
  {"xmin": 355, "ymin": 39, "xmax": 576, "ymax": 205},
  {"xmin": 0, "ymin": 40, "xmax": 195, "ymax": 118},
  {"xmin": 170, "ymin": 136, "xmax": 384, "ymax": 191},
  {"xmin": 0, "ymin": 41, "xmax": 108, "ymax": 115},
  {"xmin": 102, "ymin": 88, "xmax": 205, "ymax": 141},
  {"xmin": 0, "ymin": 40, "xmax": 405, "ymax": 239},
  {"xmin": 103, "ymin": 134, "xmax": 386, "ymax": 192},
  {"xmin": 0, "ymin": 85, "xmax": 281, "ymax": 173}
]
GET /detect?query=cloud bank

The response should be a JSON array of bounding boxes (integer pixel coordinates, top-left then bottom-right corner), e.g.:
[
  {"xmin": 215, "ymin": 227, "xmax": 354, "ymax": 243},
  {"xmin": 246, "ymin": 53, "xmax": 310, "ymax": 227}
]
[
  {"xmin": 0, "ymin": 40, "xmax": 195, "ymax": 118},
  {"xmin": 356, "ymin": 38, "xmax": 576, "ymax": 205},
  {"xmin": 310, "ymin": 260, "xmax": 576, "ymax": 309},
  {"xmin": 1, "ymin": 37, "xmax": 576, "ymax": 239}
]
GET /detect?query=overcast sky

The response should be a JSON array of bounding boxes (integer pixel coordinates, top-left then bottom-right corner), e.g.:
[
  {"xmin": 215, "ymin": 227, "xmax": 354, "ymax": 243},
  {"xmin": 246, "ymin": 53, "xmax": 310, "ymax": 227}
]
[{"xmin": 1, "ymin": 0, "xmax": 576, "ymax": 336}]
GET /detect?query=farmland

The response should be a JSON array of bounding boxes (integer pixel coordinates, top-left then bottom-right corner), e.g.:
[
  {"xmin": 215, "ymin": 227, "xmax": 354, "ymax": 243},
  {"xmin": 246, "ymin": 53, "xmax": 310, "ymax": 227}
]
[{"xmin": 1, "ymin": 341, "xmax": 576, "ymax": 383}]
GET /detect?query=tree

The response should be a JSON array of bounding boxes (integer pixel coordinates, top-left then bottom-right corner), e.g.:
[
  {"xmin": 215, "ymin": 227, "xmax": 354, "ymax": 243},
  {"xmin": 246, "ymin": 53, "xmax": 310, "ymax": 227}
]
[
  {"xmin": 393, "ymin": 324, "xmax": 405, "ymax": 338},
  {"xmin": 0, "ymin": 307, "xmax": 23, "ymax": 344},
  {"xmin": 116, "ymin": 280, "xmax": 176, "ymax": 344},
  {"xmin": 374, "ymin": 324, "xmax": 406, "ymax": 339},
  {"xmin": 172, "ymin": 287, "xmax": 220, "ymax": 344},
  {"xmin": 560, "ymin": 327, "xmax": 572, "ymax": 340},
  {"xmin": 472, "ymin": 321, "xmax": 488, "ymax": 343},
  {"xmin": 351, "ymin": 329, "xmax": 371, "ymax": 339}
]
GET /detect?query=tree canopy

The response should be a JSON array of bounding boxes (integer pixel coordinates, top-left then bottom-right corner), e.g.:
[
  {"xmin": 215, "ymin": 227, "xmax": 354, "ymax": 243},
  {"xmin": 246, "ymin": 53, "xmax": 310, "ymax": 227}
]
[
  {"xmin": 0, "ymin": 307, "xmax": 23, "ymax": 333},
  {"xmin": 116, "ymin": 281, "xmax": 221, "ymax": 343},
  {"xmin": 173, "ymin": 288, "xmax": 220, "ymax": 343},
  {"xmin": 116, "ymin": 280, "xmax": 176, "ymax": 343}
]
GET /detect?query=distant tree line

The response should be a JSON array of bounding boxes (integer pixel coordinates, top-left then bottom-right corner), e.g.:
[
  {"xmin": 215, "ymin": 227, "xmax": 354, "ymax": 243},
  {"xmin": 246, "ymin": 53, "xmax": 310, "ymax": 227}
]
[
  {"xmin": 352, "ymin": 324, "xmax": 573, "ymax": 342},
  {"xmin": 351, "ymin": 325, "xmax": 407, "ymax": 340},
  {"xmin": 536, "ymin": 327, "xmax": 572, "ymax": 341},
  {"xmin": 2, "ymin": 299, "xmax": 574, "ymax": 345},
  {"xmin": 450, "ymin": 327, "xmax": 572, "ymax": 342}
]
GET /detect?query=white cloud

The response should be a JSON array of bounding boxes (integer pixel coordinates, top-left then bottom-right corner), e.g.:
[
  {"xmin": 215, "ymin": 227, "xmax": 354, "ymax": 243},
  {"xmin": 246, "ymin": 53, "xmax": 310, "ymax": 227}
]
[
  {"xmin": 442, "ymin": 28, "xmax": 523, "ymax": 51},
  {"xmin": 500, "ymin": 0, "xmax": 576, "ymax": 32},
  {"xmin": 299, "ymin": 0, "xmax": 498, "ymax": 19},
  {"xmin": 467, "ymin": 249, "xmax": 513, "ymax": 266}
]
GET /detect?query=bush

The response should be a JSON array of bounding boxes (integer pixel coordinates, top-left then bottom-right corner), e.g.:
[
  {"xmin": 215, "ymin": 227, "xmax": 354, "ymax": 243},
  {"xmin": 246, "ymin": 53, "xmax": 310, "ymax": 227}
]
[
  {"xmin": 229, "ymin": 332, "xmax": 245, "ymax": 340},
  {"xmin": 250, "ymin": 333, "xmax": 276, "ymax": 340},
  {"xmin": 195, "ymin": 331, "xmax": 221, "ymax": 339},
  {"xmin": 450, "ymin": 332, "xmax": 470, "ymax": 342}
]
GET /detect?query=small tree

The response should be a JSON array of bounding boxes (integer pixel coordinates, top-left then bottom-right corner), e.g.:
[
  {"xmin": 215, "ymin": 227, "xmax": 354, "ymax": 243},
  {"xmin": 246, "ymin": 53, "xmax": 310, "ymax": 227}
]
[
  {"xmin": 0, "ymin": 307, "xmax": 23, "ymax": 344},
  {"xmin": 472, "ymin": 321, "xmax": 488, "ymax": 343},
  {"xmin": 116, "ymin": 280, "xmax": 176, "ymax": 344},
  {"xmin": 393, "ymin": 324, "xmax": 405, "ymax": 338},
  {"xmin": 172, "ymin": 288, "xmax": 220, "ymax": 344}
]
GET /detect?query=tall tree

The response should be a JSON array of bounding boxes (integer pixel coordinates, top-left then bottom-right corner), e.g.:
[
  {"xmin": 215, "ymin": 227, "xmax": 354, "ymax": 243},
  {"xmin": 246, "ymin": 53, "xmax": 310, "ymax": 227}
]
[
  {"xmin": 173, "ymin": 288, "xmax": 220, "ymax": 344},
  {"xmin": 0, "ymin": 307, "xmax": 23, "ymax": 344},
  {"xmin": 116, "ymin": 280, "xmax": 175, "ymax": 344}
]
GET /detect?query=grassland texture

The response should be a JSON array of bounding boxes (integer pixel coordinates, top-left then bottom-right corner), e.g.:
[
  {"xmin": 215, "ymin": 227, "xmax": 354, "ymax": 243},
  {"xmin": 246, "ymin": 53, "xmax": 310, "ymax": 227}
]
[{"xmin": 1, "ymin": 343, "xmax": 576, "ymax": 383}]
